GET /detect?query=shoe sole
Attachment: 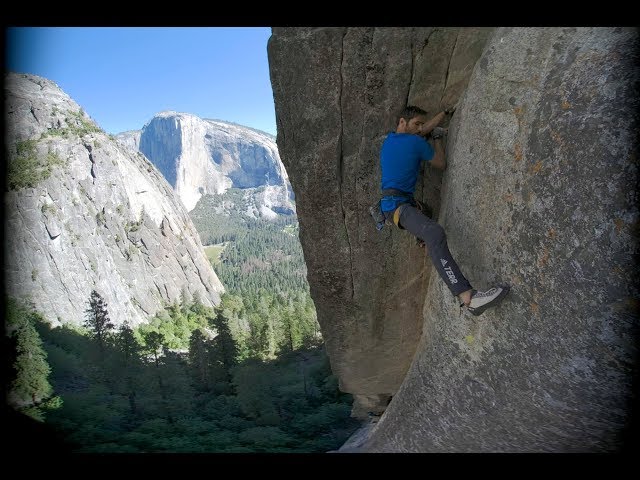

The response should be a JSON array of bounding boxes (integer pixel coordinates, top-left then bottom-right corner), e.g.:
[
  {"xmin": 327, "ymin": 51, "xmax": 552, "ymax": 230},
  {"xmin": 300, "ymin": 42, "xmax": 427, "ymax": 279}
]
[{"xmin": 469, "ymin": 285, "xmax": 511, "ymax": 316}]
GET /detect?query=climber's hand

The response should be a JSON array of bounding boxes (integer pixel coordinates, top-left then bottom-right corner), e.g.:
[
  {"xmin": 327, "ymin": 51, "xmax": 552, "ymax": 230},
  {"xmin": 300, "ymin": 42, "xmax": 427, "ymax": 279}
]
[
  {"xmin": 444, "ymin": 103, "xmax": 457, "ymax": 115},
  {"xmin": 431, "ymin": 127, "xmax": 447, "ymax": 140}
]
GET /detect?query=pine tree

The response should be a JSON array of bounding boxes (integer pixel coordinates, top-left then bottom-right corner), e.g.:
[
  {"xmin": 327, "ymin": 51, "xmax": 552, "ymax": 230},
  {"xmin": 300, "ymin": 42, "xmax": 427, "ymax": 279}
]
[
  {"xmin": 113, "ymin": 322, "xmax": 142, "ymax": 414},
  {"xmin": 84, "ymin": 290, "xmax": 114, "ymax": 357},
  {"xmin": 141, "ymin": 330, "xmax": 173, "ymax": 424},
  {"xmin": 141, "ymin": 330, "xmax": 164, "ymax": 366},
  {"xmin": 190, "ymin": 290, "xmax": 207, "ymax": 316},
  {"xmin": 188, "ymin": 329, "xmax": 212, "ymax": 391},
  {"xmin": 180, "ymin": 287, "xmax": 191, "ymax": 315},
  {"xmin": 209, "ymin": 310, "xmax": 239, "ymax": 393},
  {"xmin": 281, "ymin": 304, "xmax": 300, "ymax": 352},
  {"xmin": 6, "ymin": 300, "xmax": 53, "ymax": 412}
]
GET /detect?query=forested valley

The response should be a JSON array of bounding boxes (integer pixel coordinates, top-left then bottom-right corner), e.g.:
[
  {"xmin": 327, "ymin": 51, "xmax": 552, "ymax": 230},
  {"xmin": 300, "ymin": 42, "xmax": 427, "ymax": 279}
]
[{"xmin": 6, "ymin": 199, "xmax": 360, "ymax": 453}]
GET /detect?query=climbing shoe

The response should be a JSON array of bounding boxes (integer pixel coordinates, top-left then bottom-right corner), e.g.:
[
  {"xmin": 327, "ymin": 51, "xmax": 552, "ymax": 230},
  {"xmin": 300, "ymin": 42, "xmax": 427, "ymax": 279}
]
[{"xmin": 463, "ymin": 286, "xmax": 510, "ymax": 316}]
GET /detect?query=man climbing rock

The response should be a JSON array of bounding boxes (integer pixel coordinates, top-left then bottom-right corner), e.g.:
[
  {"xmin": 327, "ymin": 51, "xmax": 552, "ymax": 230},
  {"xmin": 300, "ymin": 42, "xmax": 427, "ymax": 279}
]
[{"xmin": 379, "ymin": 105, "xmax": 509, "ymax": 315}]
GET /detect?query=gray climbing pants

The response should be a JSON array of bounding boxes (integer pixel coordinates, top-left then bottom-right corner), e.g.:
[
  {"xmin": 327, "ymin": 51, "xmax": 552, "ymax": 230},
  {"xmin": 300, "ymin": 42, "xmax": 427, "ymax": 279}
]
[{"xmin": 385, "ymin": 204, "xmax": 473, "ymax": 297}]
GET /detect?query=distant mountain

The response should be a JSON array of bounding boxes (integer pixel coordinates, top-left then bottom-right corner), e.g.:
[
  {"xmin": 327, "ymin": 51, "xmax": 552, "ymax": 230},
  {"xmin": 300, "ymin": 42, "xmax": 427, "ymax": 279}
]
[
  {"xmin": 202, "ymin": 118, "xmax": 276, "ymax": 139},
  {"xmin": 114, "ymin": 129, "xmax": 141, "ymax": 152},
  {"xmin": 4, "ymin": 73, "xmax": 224, "ymax": 327},
  {"xmin": 116, "ymin": 112, "xmax": 294, "ymax": 215}
]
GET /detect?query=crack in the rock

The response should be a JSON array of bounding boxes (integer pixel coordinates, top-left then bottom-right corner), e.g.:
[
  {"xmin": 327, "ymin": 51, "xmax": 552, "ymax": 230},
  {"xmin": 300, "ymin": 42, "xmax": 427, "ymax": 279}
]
[
  {"xmin": 442, "ymin": 29, "xmax": 461, "ymax": 103},
  {"xmin": 337, "ymin": 28, "xmax": 355, "ymax": 301}
]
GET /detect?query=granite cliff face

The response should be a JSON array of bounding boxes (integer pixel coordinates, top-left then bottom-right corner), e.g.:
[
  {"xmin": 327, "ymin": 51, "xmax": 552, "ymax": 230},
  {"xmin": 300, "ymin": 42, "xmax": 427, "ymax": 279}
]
[
  {"xmin": 114, "ymin": 129, "xmax": 140, "ymax": 153},
  {"xmin": 269, "ymin": 26, "xmax": 494, "ymax": 417},
  {"xmin": 4, "ymin": 73, "xmax": 224, "ymax": 327},
  {"xmin": 116, "ymin": 112, "xmax": 293, "ymax": 216},
  {"xmin": 268, "ymin": 27, "xmax": 639, "ymax": 451}
]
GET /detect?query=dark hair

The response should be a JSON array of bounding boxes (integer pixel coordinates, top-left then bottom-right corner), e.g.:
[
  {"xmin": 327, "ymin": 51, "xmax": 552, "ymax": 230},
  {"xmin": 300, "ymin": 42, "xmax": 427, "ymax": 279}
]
[{"xmin": 397, "ymin": 105, "xmax": 427, "ymax": 124}]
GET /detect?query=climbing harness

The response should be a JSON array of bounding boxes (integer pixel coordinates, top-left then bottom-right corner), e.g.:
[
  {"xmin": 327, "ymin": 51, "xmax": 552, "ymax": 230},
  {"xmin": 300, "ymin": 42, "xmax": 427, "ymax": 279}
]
[
  {"xmin": 381, "ymin": 188, "xmax": 414, "ymax": 231},
  {"xmin": 369, "ymin": 188, "xmax": 429, "ymax": 248},
  {"xmin": 369, "ymin": 189, "xmax": 412, "ymax": 231}
]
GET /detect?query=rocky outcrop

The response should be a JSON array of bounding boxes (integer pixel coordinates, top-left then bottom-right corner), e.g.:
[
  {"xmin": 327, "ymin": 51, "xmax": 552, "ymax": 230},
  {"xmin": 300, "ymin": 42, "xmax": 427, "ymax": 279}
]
[
  {"xmin": 114, "ymin": 129, "xmax": 141, "ymax": 153},
  {"xmin": 269, "ymin": 26, "xmax": 493, "ymax": 417},
  {"xmin": 117, "ymin": 112, "xmax": 293, "ymax": 215},
  {"xmin": 4, "ymin": 73, "xmax": 225, "ymax": 327},
  {"xmin": 268, "ymin": 27, "xmax": 639, "ymax": 451}
]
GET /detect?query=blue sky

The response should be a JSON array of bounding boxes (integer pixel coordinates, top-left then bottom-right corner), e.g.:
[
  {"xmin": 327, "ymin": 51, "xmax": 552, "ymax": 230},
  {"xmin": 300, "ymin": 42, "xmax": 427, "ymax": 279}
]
[{"xmin": 5, "ymin": 27, "xmax": 277, "ymax": 136}]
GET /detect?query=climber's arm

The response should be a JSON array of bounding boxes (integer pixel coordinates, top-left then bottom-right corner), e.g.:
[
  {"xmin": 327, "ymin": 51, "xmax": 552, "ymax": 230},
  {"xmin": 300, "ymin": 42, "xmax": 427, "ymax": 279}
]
[
  {"xmin": 420, "ymin": 111, "xmax": 446, "ymax": 136},
  {"xmin": 430, "ymin": 138, "xmax": 446, "ymax": 171}
]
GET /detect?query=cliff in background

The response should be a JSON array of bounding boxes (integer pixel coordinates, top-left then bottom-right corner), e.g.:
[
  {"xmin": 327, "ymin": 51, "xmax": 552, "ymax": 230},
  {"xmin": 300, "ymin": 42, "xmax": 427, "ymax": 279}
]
[
  {"xmin": 268, "ymin": 27, "xmax": 639, "ymax": 451},
  {"xmin": 4, "ymin": 73, "xmax": 224, "ymax": 327},
  {"xmin": 116, "ymin": 112, "xmax": 294, "ymax": 216}
]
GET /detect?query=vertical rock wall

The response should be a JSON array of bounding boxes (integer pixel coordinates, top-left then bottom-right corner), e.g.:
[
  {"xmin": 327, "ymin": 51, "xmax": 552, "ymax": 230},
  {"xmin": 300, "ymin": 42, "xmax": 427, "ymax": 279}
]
[
  {"xmin": 269, "ymin": 27, "xmax": 639, "ymax": 450},
  {"xmin": 269, "ymin": 27, "xmax": 492, "ymax": 415}
]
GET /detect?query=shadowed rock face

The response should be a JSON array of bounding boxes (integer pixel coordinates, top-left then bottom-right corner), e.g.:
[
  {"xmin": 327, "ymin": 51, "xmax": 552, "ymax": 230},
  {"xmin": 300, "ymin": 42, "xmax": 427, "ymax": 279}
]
[
  {"xmin": 268, "ymin": 27, "xmax": 639, "ymax": 451},
  {"xmin": 4, "ymin": 73, "xmax": 224, "ymax": 327}
]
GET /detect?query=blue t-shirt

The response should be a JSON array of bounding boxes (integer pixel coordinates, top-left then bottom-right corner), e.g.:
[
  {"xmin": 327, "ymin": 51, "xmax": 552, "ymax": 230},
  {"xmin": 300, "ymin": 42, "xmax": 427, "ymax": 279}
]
[{"xmin": 380, "ymin": 132, "xmax": 434, "ymax": 212}]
